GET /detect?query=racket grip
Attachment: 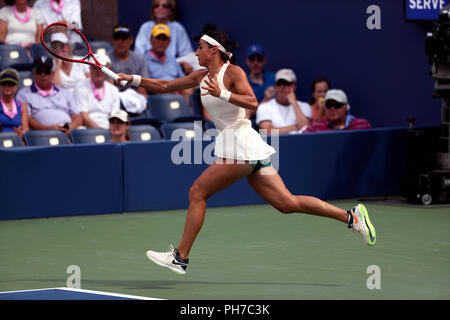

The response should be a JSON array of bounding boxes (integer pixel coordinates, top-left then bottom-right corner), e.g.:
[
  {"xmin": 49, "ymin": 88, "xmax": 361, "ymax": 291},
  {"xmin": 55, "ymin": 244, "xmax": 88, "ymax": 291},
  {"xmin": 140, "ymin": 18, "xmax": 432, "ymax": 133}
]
[{"xmin": 101, "ymin": 66, "xmax": 128, "ymax": 86}]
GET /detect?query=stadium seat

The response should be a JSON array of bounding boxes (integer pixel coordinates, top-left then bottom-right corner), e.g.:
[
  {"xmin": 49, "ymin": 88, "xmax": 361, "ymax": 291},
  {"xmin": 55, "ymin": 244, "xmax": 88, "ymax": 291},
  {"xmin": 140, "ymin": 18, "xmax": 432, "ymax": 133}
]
[
  {"xmin": 189, "ymin": 89, "xmax": 203, "ymax": 118},
  {"xmin": 129, "ymin": 125, "xmax": 162, "ymax": 142},
  {"xmin": 90, "ymin": 41, "xmax": 113, "ymax": 56},
  {"xmin": 24, "ymin": 130, "xmax": 70, "ymax": 146},
  {"xmin": 17, "ymin": 70, "xmax": 33, "ymax": 91},
  {"xmin": 0, "ymin": 132, "xmax": 24, "ymax": 148},
  {"xmin": 0, "ymin": 44, "xmax": 33, "ymax": 70},
  {"xmin": 29, "ymin": 43, "xmax": 52, "ymax": 60},
  {"xmin": 148, "ymin": 94, "xmax": 202, "ymax": 123},
  {"xmin": 160, "ymin": 122, "xmax": 203, "ymax": 140},
  {"xmin": 70, "ymin": 128, "xmax": 111, "ymax": 144}
]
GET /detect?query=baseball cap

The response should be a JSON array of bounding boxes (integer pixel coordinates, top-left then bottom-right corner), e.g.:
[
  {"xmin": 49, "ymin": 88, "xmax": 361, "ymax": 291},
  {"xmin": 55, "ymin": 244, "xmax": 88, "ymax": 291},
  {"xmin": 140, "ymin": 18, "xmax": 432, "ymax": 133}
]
[
  {"xmin": 50, "ymin": 32, "xmax": 69, "ymax": 44},
  {"xmin": 33, "ymin": 55, "xmax": 55, "ymax": 71},
  {"xmin": 151, "ymin": 24, "xmax": 170, "ymax": 38},
  {"xmin": 247, "ymin": 44, "xmax": 264, "ymax": 58},
  {"xmin": 0, "ymin": 68, "xmax": 19, "ymax": 85},
  {"xmin": 113, "ymin": 24, "xmax": 132, "ymax": 38},
  {"xmin": 324, "ymin": 89, "xmax": 348, "ymax": 104},
  {"xmin": 94, "ymin": 53, "xmax": 111, "ymax": 66},
  {"xmin": 109, "ymin": 110, "xmax": 129, "ymax": 123},
  {"xmin": 275, "ymin": 69, "xmax": 297, "ymax": 83}
]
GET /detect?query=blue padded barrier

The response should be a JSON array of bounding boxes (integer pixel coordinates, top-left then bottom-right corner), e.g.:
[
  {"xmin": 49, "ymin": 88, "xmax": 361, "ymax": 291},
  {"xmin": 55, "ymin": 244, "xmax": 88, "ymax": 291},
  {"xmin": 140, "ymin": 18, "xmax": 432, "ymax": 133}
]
[{"xmin": 0, "ymin": 144, "xmax": 123, "ymax": 220}]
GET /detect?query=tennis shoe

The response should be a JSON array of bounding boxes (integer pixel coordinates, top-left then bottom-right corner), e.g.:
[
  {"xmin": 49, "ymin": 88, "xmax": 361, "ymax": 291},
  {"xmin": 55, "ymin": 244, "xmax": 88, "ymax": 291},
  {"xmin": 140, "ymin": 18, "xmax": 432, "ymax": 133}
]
[
  {"xmin": 348, "ymin": 204, "xmax": 376, "ymax": 246},
  {"xmin": 146, "ymin": 245, "xmax": 189, "ymax": 275}
]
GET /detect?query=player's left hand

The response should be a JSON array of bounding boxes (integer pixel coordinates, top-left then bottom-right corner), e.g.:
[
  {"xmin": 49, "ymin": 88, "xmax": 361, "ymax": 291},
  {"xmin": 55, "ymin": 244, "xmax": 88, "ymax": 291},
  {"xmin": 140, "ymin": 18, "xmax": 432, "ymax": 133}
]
[{"xmin": 201, "ymin": 74, "xmax": 221, "ymax": 97}]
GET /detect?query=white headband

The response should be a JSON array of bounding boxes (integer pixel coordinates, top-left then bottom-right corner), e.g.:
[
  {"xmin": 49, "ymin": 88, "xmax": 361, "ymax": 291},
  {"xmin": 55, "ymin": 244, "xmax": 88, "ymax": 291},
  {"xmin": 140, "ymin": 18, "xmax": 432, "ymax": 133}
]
[{"xmin": 200, "ymin": 34, "xmax": 233, "ymax": 59}]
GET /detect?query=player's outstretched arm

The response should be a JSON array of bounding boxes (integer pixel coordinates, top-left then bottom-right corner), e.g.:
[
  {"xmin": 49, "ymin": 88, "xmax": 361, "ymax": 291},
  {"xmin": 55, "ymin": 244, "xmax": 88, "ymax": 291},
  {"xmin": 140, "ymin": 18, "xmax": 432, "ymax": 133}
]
[{"xmin": 117, "ymin": 70, "xmax": 207, "ymax": 94}]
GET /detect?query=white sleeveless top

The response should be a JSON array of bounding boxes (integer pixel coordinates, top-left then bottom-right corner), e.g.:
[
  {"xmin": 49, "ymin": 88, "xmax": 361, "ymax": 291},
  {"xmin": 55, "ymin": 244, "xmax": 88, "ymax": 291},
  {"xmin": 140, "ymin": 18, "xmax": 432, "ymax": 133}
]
[{"xmin": 200, "ymin": 62, "xmax": 276, "ymax": 161}]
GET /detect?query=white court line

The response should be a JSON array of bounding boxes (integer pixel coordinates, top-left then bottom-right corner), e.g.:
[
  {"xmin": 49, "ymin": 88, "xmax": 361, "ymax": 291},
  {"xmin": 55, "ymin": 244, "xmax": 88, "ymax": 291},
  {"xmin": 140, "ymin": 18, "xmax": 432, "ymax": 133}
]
[{"xmin": 0, "ymin": 287, "xmax": 164, "ymax": 300}]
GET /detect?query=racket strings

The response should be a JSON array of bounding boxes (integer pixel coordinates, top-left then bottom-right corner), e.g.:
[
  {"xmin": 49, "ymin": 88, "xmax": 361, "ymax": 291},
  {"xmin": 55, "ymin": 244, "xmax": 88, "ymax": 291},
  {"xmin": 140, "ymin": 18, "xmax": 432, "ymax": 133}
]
[{"xmin": 41, "ymin": 24, "xmax": 90, "ymax": 60}]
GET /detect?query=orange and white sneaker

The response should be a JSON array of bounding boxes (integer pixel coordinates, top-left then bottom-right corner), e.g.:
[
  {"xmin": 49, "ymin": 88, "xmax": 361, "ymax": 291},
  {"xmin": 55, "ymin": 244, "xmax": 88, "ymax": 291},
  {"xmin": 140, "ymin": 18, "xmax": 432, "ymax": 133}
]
[{"xmin": 347, "ymin": 204, "xmax": 376, "ymax": 246}]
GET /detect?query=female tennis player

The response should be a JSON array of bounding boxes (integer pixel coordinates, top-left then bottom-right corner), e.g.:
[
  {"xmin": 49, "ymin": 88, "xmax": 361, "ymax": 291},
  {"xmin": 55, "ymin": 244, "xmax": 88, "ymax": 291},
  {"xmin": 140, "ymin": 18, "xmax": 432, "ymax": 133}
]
[{"xmin": 117, "ymin": 29, "xmax": 376, "ymax": 275}]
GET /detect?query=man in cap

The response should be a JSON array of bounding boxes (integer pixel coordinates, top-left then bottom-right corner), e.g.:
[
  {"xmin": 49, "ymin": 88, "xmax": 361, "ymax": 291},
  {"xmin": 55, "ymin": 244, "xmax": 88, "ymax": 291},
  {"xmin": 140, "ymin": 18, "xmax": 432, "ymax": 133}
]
[
  {"xmin": 256, "ymin": 68, "xmax": 311, "ymax": 134},
  {"xmin": 245, "ymin": 44, "xmax": 275, "ymax": 104},
  {"xmin": 108, "ymin": 23, "xmax": 149, "ymax": 98},
  {"xmin": 16, "ymin": 56, "xmax": 82, "ymax": 135},
  {"xmin": 301, "ymin": 89, "xmax": 371, "ymax": 132},
  {"xmin": 144, "ymin": 24, "xmax": 192, "ymax": 102},
  {"xmin": 144, "ymin": 24, "xmax": 185, "ymax": 81},
  {"xmin": 73, "ymin": 53, "xmax": 120, "ymax": 129},
  {"xmin": 109, "ymin": 109, "xmax": 130, "ymax": 143}
]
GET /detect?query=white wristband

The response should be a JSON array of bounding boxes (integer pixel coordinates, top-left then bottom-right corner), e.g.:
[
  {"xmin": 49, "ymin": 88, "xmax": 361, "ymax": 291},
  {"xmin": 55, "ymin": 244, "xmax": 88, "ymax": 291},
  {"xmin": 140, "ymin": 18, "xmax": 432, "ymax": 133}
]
[
  {"xmin": 219, "ymin": 89, "xmax": 231, "ymax": 102},
  {"xmin": 131, "ymin": 74, "xmax": 142, "ymax": 87}
]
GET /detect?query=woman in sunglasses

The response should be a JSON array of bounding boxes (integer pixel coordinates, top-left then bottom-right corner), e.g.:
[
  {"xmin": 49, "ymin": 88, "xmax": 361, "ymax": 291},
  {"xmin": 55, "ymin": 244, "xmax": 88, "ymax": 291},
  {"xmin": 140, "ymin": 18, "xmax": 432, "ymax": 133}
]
[
  {"xmin": 302, "ymin": 89, "xmax": 371, "ymax": 133},
  {"xmin": 0, "ymin": 68, "xmax": 29, "ymax": 140},
  {"xmin": 117, "ymin": 29, "xmax": 376, "ymax": 275}
]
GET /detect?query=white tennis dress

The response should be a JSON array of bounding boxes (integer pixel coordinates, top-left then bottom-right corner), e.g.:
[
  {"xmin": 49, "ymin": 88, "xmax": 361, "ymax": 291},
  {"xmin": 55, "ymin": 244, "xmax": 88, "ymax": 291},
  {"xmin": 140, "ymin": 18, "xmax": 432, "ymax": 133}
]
[{"xmin": 200, "ymin": 62, "xmax": 276, "ymax": 161}]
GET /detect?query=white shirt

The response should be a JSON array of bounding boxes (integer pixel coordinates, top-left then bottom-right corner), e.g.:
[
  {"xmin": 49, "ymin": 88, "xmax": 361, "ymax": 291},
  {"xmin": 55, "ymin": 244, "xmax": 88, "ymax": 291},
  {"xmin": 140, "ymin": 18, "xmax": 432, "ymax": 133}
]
[
  {"xmin": 58, "ymin": 62, "xmax": 89, "ymax": 92},
  {"xmin": 256, "ymin": 98, "xmax": 312, "ymax": 131},
  {"xmin": 74, "ymin": 79, "xmax": 120, "ymax": 129},
  {"xmin": 33, "ymin": 0, "xmax": 82, "ymax": 29},
  {"xmin": 0, "ymin": 6, "xmax": 44, "ymax": 45}
]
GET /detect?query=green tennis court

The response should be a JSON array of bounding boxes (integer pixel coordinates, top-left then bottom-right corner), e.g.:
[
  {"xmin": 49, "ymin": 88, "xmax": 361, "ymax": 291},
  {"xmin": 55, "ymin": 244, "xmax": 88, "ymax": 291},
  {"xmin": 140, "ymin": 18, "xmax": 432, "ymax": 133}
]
[{"xmin": 1, "ymin": 198, "xmax": 449, "ymax": 300}]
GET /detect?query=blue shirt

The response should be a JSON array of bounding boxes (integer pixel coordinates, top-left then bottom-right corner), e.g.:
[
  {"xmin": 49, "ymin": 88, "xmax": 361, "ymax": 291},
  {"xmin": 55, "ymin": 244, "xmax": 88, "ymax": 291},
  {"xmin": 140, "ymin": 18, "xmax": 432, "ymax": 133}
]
[
  {"xmin": 247, "ymin": 71, "xmax": 276, "ymax": 102},
  {"xmin": 144, "ymin": 52, "xmax": 185, "ymax": 81},
  {"xmin": 135, "ymin": 21, "xmax": 193, "ymax": 58},
  {"xmin": 0, "ymin": 98, "xmax": 22, "ymax": 132}
]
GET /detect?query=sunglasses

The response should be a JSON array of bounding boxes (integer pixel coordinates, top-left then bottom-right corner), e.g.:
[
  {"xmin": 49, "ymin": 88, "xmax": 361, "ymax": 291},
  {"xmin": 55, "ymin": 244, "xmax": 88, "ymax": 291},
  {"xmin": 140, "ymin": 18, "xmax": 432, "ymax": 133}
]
[
  {"xmin": 153, "ymin": 3, "xmax": 170, "ymax": 8},
  {"xmin": 248, "ymin": 55, "xmax": 264, "ymax": 63},
  {"xmin": 0, "ymin": 81, "xmax": 17, "ymax": 87},
  {"xmin": 35, "ymin": 68, "xmax": 52, "ymax": 75},
  {"xmin": 276, "ymin": 80, "xmax": 293, "ymax": 87},
  {"xmin": 325, "ymin": 100, "xmax": 345, "ymax": 109},
  {"xmin": 113, "ymin": 33, "xmax": 130, "ymax": 40}
]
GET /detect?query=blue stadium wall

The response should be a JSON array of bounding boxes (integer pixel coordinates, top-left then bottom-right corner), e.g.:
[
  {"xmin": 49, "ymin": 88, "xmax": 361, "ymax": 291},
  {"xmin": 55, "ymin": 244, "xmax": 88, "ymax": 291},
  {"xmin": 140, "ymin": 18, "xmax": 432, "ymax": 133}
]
[
  {"xmin": 0, "ymin": 129, "xmax": 406, "ymax": 220},
  {"xmin": 118, "ymin": 0, "xmax": 442, "ymax": 128}
]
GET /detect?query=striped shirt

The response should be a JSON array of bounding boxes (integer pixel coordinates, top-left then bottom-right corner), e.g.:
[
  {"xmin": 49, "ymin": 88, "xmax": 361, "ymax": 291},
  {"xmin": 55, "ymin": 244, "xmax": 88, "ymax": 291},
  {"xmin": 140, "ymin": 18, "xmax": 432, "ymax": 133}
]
[{"xmin": 302, "ymin": 114, "xmax": 371, "ymax": 133}]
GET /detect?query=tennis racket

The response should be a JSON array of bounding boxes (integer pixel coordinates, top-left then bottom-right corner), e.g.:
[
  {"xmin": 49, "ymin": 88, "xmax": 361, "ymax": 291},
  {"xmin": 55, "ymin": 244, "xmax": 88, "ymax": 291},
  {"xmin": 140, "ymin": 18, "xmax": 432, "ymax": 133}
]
[{"xmin": 41, "ymin": 22, "xmax": 127, "ymax": 86}]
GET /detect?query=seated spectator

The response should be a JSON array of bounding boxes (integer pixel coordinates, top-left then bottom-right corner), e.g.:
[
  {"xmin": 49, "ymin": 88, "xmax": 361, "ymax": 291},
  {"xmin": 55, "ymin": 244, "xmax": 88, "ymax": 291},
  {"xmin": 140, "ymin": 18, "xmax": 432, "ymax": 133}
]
[
  {"xmin": 74, "ymin": 53, "xmax": 120, "ymax": 129},
  {"xmin": 107, "ymin": 23, "xmax": 149, "ymax": 115},
  {"xmin": 145, "ymin": 24, "xmax": 193, "ymax": 102},
  {"xmin": 0, "ymin": 0, "xmax": 44, "ymax": 50},
  {"xmin": 33, "ymin": 0, "xmax": 83, "ymax": 29},
  {"xmin": 51, "ymin": 32, "xmax": 90, "ymax": 92},
  {"xmin": 301, "ymin": 89, "xmax": 371, "ymax": 133},
  {"xmin": 135, "ymin": 0, "xmax": 193, "ymax": 62},
  {"xmin": 108, "ymin": 110, "xmax": 130, "ymax": 143},
  {"xmin": 0, "ymin": 68, "xmax": 29, "ymax": 140},
  {"xmin": 309, "ymin": 77, "xmax": 331, "ymax": 122},
  {"xmin": 256, "ymin": 68, "xmax": 311, "ymax": 134},
  {"xmin": 16, "ymin": 55, "xmax": 82, "ymax": 135}
]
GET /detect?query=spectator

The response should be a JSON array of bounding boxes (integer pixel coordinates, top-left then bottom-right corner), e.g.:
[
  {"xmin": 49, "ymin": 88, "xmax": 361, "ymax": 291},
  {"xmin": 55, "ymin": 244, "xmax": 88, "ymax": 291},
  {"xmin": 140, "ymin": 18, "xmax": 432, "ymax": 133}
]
[
  {"xmin": 0, "ymin": 68, "xmax": 29, "ymax": 140},
  {"xmin": 108, "ymin": 109, "xmax": 130, "ymax": 143},
  {"xmin": 16, "ymin": 55, "xmax": 82, "ymax": 135},
  {"xmin": 74, "ymin": 53, "xmax": 120, "ymax": 129},
  {"xmin": 309, "ymin": 77, "xmax": 331, "ymax": 122},
  {"xmin": 33, "ymin": 0, "xmax": 82, "ymax": 29},
  {"xmin": 246, "ymin": 44, "xmax": 276, "ymax": 104},
  {"xmin": 256, "ymin": 68, "xmax": 311, "ymax": 134},
  {"xmin": 145, "ymin": 24, "xmax": 193, "ymax": 103},
  {"xmin": 51, "ymin": 32, "xmax": 90, "ymax": 92},
  {"xmin": 0, "ymin": 0, "xmax": 44, "ymax": 50},
  {"xmin": 301, "ymin": 89, "xmax": 371, "ymax": 133},
  {"xmin": 134, "ymin": 0, "xmax": 193, "ymax": 61}
]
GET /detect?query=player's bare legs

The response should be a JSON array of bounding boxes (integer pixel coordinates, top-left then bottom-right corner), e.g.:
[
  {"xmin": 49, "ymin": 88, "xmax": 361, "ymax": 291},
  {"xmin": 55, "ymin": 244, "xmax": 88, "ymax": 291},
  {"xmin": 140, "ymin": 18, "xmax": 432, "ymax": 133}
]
[
  {"xmin": 177, "ymin": 159, "xmax": 253, "ymax": 259},
  {"xmin": 246, "ymin": 166, "xmax": 348, "ymax": 222}
]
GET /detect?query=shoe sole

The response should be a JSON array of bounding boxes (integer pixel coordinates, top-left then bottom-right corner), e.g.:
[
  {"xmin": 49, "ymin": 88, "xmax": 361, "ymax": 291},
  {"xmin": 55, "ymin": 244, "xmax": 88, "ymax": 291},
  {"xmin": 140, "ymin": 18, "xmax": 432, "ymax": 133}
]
[
  {"xmin": 358, "ymin": 204, "xmax": 376, "ymax": 246},
  {"xmin": 146, "ymin": 250, "xmax": 186, "ymax": 275}
]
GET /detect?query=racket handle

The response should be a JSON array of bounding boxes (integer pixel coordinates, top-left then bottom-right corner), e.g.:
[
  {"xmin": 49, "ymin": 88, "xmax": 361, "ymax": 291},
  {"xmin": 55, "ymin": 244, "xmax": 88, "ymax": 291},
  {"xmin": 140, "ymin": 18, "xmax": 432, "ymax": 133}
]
[{"xmin": 101, "ymin": 66, "xmax": 128, "ymax": 86}]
